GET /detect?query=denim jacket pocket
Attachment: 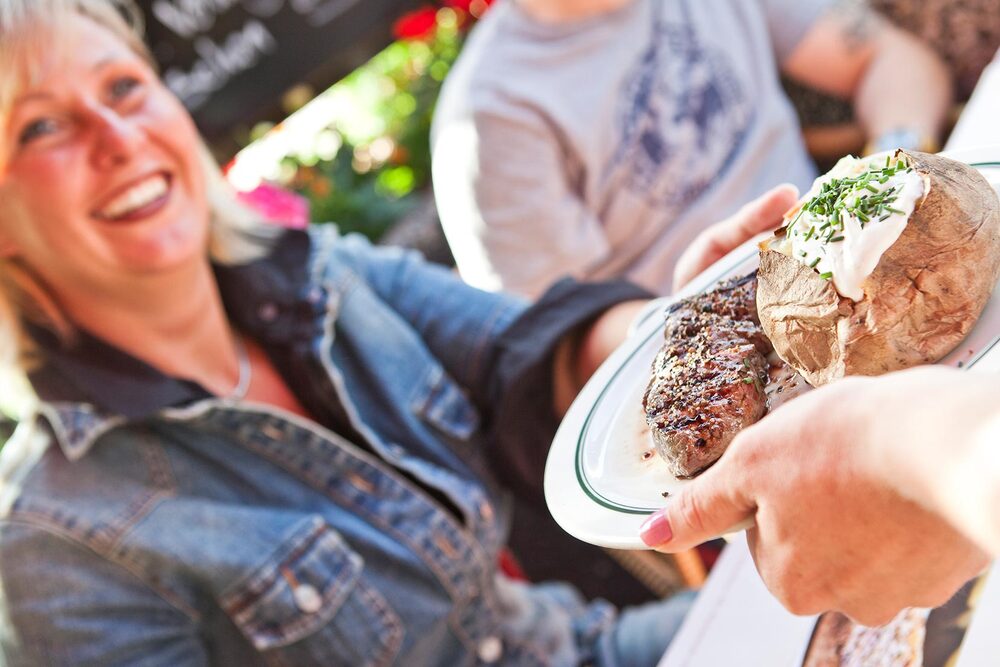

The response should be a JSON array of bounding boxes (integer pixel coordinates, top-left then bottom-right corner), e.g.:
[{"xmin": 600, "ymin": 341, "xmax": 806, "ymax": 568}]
[
  {"xmin": 221, "ymin": 517, "xmax": 403, "ymax": 667},
  {"xmin": 412, "ymin": 365, "xmax": 481, "ymax": 442}
]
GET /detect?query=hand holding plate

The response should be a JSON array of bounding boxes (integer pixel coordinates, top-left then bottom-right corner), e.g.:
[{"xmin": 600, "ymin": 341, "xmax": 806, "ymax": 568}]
[{"xmin": 642, "ymin": 368, "xmax": 991, "ymax": 626}]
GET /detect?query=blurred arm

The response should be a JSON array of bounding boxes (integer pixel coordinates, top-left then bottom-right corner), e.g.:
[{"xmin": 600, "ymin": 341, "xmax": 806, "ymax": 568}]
[{"xmin": 781, "ymin": 0, "xmax": 952, "ymax": 148}]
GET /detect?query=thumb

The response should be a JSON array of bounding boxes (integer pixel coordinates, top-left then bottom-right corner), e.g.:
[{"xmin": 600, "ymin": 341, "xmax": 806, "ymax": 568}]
[{"xmin": 639, "ymin": 461, "xmax": 755, "ymax": 552}]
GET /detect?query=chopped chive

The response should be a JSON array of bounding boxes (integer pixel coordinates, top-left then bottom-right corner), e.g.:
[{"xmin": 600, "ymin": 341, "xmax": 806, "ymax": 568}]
[
  {"xmin": 809, "ymin": 257, "xmax": 821, "ymax": 268},
  {"xmin": 819, "ymin": 271, "xmax": 833, "ymax": 280},
  {"xmin": 795, "ymin": 159, "xmax": 909, "ymax": 256}
]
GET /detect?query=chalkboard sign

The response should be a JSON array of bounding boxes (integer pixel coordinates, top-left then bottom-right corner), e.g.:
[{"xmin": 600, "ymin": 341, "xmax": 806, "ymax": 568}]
[{"xmin": 137, "ymin": 0, "xmax": 422, "ymax": 149}]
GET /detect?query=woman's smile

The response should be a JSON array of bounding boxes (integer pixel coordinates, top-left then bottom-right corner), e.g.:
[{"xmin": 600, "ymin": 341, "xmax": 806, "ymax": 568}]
[{"xmin": 92, "ymin": 171, "xmax": 172, "ymax": 223}]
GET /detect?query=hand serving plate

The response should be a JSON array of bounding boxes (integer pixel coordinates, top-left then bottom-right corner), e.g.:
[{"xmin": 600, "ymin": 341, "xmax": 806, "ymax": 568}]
[{"xmin": 543, "ymin": 149, "xmax": 1000, "ymax": 550}]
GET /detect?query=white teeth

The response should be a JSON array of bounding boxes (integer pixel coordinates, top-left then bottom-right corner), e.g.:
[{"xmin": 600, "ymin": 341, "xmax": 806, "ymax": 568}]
[{"xmin": 98, "ymin": 175, "xmax": 169, "ymax": 219}]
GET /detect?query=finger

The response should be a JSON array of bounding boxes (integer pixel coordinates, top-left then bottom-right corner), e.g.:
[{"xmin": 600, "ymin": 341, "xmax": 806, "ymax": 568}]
[
  {"xmin": 708, "ymin": 184, "xmax": 799, "ymax": 253},
  {"xmin": 640, "ymin": 459, "xmax": 755, "ymax": 552}
]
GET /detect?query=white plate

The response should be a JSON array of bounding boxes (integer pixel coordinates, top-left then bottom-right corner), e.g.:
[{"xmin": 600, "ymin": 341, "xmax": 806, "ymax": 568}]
[{"xmin": 544, "ymin": 148, "xmax": 1000, "ymax": 550}]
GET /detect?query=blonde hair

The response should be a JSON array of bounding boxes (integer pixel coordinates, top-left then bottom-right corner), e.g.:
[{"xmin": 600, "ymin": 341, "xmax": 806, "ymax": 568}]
[{"xmin": 0, "ymin": 0, "xmax": 278, "ymax": 381}]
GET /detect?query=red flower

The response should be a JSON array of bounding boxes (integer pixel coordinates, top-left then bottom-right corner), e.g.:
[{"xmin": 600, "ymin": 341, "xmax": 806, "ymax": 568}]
[{"xmin": 393, "ymin": 6, "xmax": 439, "ymax": 40}]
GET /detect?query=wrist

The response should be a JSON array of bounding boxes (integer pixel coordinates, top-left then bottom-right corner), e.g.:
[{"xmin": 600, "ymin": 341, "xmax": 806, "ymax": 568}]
[
  {"xmin": 553, "ymin": 329, "xmax": 585, "ymax": 416},
  {"xmin": 864, "ymin": 127, "xmax": 940, "ymax": 156}
]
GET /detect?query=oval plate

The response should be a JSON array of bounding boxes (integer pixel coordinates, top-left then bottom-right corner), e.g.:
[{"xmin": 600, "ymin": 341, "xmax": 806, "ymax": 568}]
[{"xmin": 544, "ymin": 148, "xmax": 1000, "ymax": 549}]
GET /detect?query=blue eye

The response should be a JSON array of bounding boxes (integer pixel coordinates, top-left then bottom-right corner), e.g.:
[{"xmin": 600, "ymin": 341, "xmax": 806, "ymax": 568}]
[
  {"xmin": 109, "ymin": 76, "xmax": 140, "ymax": 101},
  {"xmin": 17, "ymin": 118, "xmax": 58, "ymax": 145}
]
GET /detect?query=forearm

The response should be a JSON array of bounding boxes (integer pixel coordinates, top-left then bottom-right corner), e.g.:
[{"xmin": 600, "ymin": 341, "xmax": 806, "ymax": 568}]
[
  {"xmin": 554, "ymin": 299, "xmax": 648, "ymax": 414},
  {"xmin": 854, "ymin": 25, "xmax": 952, "ymax": 145},
  {"xmin": 872, "ymin": 370, "xmax": 1000, "ymax": 554},
  {"xmin": 783, "ymin": 2, "xmax": 952, "ymax": 148}
]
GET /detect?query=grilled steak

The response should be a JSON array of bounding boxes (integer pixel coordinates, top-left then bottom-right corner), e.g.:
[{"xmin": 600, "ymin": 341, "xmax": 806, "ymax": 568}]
[{"xmin": 642, "ymin": 273, "xmax": 772, "ymax": 478}]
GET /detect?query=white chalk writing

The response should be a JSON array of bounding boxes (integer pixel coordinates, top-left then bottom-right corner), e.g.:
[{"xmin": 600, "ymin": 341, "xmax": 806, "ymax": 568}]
[
  {"xmin": 152, "ymin": 0, "xmax": 356, "ymax": 38},
  {"xmin": 152, "ymin": 0, "xmax": 363, "ymax": 112},
  {"xmin": 162, "ymin": 19, "xmax": 277, "ymax": 110},
  {"xmin": 152, "ymin": 0, "xmax": 242, "ymax": 39}
]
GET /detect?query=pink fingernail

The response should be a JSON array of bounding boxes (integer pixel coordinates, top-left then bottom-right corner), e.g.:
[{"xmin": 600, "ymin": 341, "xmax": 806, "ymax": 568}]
[{"xmin": 640, "ymin": 511, "xmax": 673, "ymax": 547}]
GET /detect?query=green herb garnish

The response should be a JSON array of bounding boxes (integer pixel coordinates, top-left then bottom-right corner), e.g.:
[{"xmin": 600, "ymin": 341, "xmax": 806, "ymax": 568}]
[{"xmin": 788, "ymin": 156, "xmax": 911, "ymax": 277}]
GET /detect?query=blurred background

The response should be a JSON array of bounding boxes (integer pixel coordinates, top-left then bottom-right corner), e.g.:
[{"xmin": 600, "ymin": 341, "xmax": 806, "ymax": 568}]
[
  {"xmin": 150, "ymin": 0, "xmax": 490, "ymax": 260},
  {"xmin": 2, "ymin": 0, "xmax": 996, "ymax": 421}
]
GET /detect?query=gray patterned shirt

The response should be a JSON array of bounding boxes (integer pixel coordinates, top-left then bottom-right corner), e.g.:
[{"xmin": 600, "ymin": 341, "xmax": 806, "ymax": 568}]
[{"xmin": 432, "ymin": 0, "xmax": 829, "ymax": 297}]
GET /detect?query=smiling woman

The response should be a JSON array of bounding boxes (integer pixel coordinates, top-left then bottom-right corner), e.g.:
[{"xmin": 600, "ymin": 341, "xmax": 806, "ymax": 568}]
[
  {"xmin": 0, "ymin": 2, "xmax": 713, "ymax": 665},
  {"xmin": 0, "ymin": 0, "xmax": 272, "ymax": 374},
  {"xmin": 4, "ymin": 19, "xmax": 210, "ymax": 271}
]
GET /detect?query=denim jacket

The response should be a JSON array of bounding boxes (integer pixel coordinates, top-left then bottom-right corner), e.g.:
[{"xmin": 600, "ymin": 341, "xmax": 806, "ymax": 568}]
[{"xmin": 0, "ymin": 227, "xmax": 651, "ymax": 666}]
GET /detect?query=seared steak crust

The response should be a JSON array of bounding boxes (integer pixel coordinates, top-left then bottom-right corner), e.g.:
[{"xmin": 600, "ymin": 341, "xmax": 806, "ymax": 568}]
[{"xmin": 642, "ymin": 274, "xmax": 772, "ymax": 478}]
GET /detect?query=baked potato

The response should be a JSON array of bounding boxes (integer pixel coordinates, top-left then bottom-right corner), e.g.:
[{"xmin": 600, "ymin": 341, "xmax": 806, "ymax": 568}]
[{"xmin": 757, "ymin": 150, "xmax": 1000, "ymax": 386}]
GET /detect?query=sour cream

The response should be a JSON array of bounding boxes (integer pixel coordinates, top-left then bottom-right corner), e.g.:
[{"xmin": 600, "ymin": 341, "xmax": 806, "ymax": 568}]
[{"xmin": 771, "ymin": 156, "xmax": 925, "ymax": 301}]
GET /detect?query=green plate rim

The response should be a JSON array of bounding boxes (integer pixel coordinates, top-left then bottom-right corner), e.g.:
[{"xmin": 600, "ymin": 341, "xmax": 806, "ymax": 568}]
[{"xmin": 573, "ymin": 159, "xmax": 1000, "ymax": 515}]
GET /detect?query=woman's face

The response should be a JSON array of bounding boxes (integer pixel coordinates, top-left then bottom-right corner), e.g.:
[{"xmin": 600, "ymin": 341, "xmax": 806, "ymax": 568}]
[{"xmin": 0, "ymin": 15, "xmax": 210, "ymax": 299}]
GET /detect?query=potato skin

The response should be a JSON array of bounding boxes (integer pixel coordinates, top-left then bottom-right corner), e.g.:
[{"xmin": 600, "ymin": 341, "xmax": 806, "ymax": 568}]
[{"xmin": 757, "ymin": 150, "xmax": 1000, "ymax": 386}]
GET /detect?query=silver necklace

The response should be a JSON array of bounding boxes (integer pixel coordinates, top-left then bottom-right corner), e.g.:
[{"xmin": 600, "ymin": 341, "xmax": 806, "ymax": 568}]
[{"xmin": 227, "ymin": 333, "xmax": 252, "ymax": 401}]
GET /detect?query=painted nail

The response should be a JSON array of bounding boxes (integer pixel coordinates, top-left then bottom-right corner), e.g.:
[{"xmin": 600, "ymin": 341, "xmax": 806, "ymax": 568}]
[{"xmin": 639, "ymin": 511, "xmax": 673, "ymax": 547}]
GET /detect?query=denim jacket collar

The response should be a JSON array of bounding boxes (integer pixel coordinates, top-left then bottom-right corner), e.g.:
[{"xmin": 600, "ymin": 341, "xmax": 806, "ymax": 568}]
[{"xmin": 27, "ymin": 229, "xmax": 318, "ymax": 461}]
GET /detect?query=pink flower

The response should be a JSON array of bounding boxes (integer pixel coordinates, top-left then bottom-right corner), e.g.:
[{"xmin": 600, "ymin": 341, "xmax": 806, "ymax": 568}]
[{"xmin": 237, "ymin": 182, "xmax": 310, "ymax": 229}]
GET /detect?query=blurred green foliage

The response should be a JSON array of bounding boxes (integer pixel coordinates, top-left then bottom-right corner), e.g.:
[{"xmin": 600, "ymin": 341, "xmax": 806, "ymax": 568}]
[{"xmin": 271, "ymin": 7, "xmax": 471, "ymax": 241}]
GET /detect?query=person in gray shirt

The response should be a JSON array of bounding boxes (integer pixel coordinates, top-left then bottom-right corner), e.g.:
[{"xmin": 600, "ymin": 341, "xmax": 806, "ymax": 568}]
[{"xmin": 432, "ymin": 0, "xmax": 951, "ymax": 298}]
